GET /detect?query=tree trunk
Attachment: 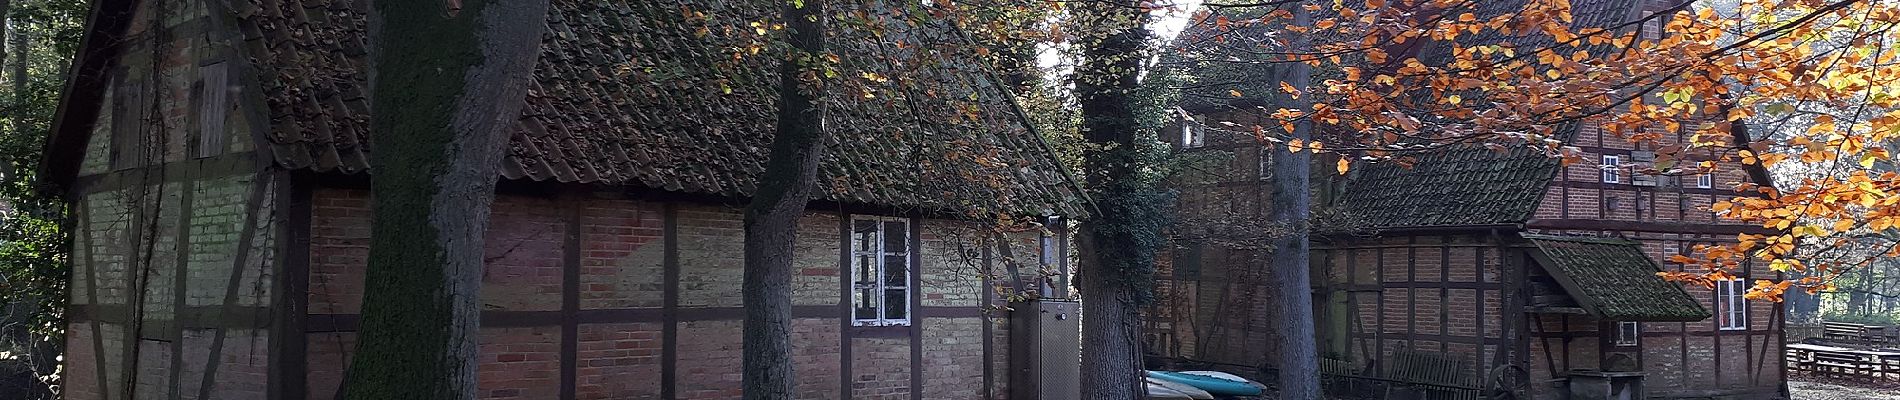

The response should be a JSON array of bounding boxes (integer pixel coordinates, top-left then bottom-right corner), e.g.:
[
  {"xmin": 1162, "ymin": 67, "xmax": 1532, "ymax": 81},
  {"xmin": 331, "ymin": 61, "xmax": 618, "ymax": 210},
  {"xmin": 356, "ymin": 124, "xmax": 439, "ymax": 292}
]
[
  {"xmin": 1075, "ymin": 2, "xmax": 1155, "ymax": 398},
  {"xmin": 1268, "ymin": 3, "xmax": 1319, "ymax": 398},
  {"xmin": 742, "ymin": 1, "xmax": 826, "ymax": 399},
  {"xmin": 342, "ymin": 0, "xmax": 548, "ymax": 398},
  {"xmin": 1787, "ymin": 288, "xmax": 1820, "ymax": 324},
  {"xmin": 10, "ymin": 18, "xmax": 24, "ymax": 140},
  {"xmin": 1, "ymin": 1, "xmax": 12, "ymax": 108}
]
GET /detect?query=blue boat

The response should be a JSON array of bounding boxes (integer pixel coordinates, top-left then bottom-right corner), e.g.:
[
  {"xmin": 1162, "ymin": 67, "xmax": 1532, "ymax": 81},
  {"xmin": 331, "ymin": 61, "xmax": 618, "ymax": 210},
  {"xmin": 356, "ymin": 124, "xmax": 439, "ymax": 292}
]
[{"xmin": 1145, "ymin": 371, "xmax": 1265, "ymax": 397}]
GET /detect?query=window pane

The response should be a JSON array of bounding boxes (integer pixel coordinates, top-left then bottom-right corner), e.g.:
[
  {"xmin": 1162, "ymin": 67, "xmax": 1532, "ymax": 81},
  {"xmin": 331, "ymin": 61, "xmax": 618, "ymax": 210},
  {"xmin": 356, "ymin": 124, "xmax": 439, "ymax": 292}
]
[
  {"xmin": 884, "ymin": 255, "xmax": 908, "ymax": 287},
  {"xmin": 855, "ymin": 289, "xmax": 878, "ymax": 320},
  {"xmin": 1041, "ymin": 235, "xmax": 1058, "ymax": 266},
  {"xmin": 884, "ymin": 289, "xmax": 908, "ymax": 320},
  {"xmin": 883, "ymin": 220, "xmax": 907, "ymax": 253},
  {"xmin": 856, "ymin": 255, "xmax": 877, "ymax": 286},
  {"xmin": 854, "ymin": 220, "xmax": 879, "ymax": 253}
]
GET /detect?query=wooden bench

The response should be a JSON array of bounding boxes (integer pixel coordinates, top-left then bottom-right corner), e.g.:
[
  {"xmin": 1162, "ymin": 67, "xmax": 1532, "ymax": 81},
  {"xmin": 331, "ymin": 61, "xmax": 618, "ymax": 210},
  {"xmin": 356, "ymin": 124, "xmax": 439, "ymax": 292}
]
[
  {"xmin": 1824, "ymin": 322, "xmax": 1891, "ymax": 345},
  {"xmin": 1813, "ymin": 350, "xmax": 1876, "ymax": 376},
  {"xmin": 1383, "ymin": 349, "xmax": 1480, "ymax": 400}
]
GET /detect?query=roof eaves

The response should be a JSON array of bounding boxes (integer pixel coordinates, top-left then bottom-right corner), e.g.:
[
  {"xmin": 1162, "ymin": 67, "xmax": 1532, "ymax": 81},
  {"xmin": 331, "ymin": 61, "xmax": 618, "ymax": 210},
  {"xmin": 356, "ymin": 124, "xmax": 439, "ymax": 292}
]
[{"xmin": 38, "ymin": 0, "xmax": 138, "ymax": 196}]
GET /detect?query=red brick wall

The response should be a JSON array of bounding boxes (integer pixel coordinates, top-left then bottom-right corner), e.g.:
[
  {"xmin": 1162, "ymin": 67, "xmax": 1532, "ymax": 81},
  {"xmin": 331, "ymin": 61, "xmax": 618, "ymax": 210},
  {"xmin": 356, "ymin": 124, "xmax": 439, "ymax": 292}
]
[
  {"xmin": 299, "ymin": 187, "xmax": 1009, "ymax": 399},
  {"xmin": 574, "ymin": 323, "xmax": 663, "ymax": 399},
  {"xmin": 479, "ymin": 327, "xmax": 564, "ymax": 399},
  {"xmin": 306, "ymin": 332, "xmax": 355, "ymax": 400}
]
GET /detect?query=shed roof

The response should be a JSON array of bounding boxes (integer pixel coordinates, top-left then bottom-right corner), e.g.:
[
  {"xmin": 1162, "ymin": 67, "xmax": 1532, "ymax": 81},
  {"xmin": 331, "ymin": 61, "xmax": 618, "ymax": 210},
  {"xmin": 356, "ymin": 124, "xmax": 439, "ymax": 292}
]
[
  {"xmin": 1524, "ymin": 234, "xmax": 1710, "ymax": 322},
  {"xmin": 47, "ymin": 0, "xmax": 1088, "ymax": 217}
]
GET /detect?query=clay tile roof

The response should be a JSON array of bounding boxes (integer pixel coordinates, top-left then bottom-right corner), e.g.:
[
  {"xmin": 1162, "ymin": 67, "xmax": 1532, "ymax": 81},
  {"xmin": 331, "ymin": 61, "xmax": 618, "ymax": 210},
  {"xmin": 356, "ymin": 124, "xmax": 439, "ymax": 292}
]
[
  {"xmin": 1524, "ymin": 234, "xmax": 1710, "ymax": 322},
  {"xmin": 1330, "ymin": 0, "xmax": 1639, "ymax": 229},
  {"xmin": 241, "ymin": 0, "xmax": 1087, "ymax": 217},
  {"xmin": 1333, "ymin": 138, "xmax": 1566, "ymax": 229}
]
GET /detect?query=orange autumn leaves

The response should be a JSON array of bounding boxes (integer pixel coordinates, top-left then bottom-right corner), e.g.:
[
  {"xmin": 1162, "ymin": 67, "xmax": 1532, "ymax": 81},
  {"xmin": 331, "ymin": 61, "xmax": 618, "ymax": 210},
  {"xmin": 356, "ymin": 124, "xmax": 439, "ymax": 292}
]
[{"xmin": 1189, "ymin": 0, "xmax": 1900, "ymax": 300}]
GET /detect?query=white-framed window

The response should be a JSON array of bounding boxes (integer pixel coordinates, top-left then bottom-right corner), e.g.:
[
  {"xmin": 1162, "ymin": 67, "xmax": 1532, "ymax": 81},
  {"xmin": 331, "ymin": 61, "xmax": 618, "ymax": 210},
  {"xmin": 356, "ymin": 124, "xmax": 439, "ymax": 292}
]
[
  {"xmin": 1182, "ymin": 115, "xmax": 1206, "ymax": 149},
  {"xmin": 1614, "ymin": 321, "xmax": 1640, "ymax": 346},
  {"xmin": 1601, "ymin": 155, "xmax": 1621, "ymax": 183},
  {"xmin": 1696, "ymin": 173, "xmax": 1713, "ymax": 189},
  {"xmin": 1258, "ymin": 147, "xmax": 1274, "ymax": 180},
  {"xmin": 851, "ymin": 216, "xmax": 912, "ymax": 326},
  {"xmin": 1716, "ymin": 278, "xmax": 1748, "ymax": 330}
]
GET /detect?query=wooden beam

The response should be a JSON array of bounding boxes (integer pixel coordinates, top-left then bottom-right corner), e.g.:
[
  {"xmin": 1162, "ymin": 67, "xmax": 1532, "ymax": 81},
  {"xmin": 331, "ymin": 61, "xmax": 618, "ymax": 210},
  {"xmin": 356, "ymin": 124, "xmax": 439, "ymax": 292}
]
[
  {"xmin": 910, "ymin": 218, "xmax": 924, "ymax": 400},
  {"xmin": 662, "ymin": 203, "xmax": 680, "ymax": 400},
  {"xmin": 836, "ymin": 210, "xmax": 853, "ymax": 400},
  {"xmin": 1526, "ymin": 218, "xmax": 1773, "ymax": 235},
  {"xmin": 169, "ymin": 177, "xmax": 196, "ymax": 400}
]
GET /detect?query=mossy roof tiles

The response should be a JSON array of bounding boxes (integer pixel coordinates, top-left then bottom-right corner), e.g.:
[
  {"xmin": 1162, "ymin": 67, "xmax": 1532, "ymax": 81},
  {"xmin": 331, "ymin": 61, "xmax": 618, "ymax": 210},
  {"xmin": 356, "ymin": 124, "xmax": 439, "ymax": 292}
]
[
  {"xmin": 1525, "ymin": 234, "xmax": 1710, "ymax": 322},
  {"xmin": 241, "ymin": 0, "xmax": 1087, "ymax": 217}
]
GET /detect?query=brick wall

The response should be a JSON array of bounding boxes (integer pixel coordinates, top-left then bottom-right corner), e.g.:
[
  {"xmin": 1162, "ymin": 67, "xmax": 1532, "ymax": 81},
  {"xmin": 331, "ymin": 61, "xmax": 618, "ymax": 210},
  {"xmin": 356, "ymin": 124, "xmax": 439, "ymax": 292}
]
[
  {"xmin": 574, "ymin": 323, "xmax": 662, "ymax": 399},
  {"xmin": 676, "ymin": 205, "xmax": 744, "ymax": 308},
  {"xmin": 178, "ymin": 330, "xmax": 270, "ymax": 399},
  {"xmin": 297, "ymin": 188, "xmax": 1010, "ymax": 399},
  {"xmin": 63, "ymin": 322, "xmax": 102, "ymax": 400},
  {"xmin": 792, "ymin": 319, "xmax": 843, "ymax": 399},
  {"xmin": 578, "ymin": 198, "xmax": 665, "ymax": 309},
  {"xmin": 479, "ymin": 327, "xmax": 563, "ymax": 399},
  {"xmin": 306, "ymin": 332, "xmax": 355, "ymax": 400},
  {"xmin": 920, "ymin": 318, "xmax": 985, "ymax": 398},
  {"xmin": 674, "ymin": 320, "xmax": 742, "ymax": 398},
  {"xmin": 851, "ymin": 337, "xmax": 911, "ymax": 399},
  {"xmin": 483, "ymin": 196, "xmax": 567, "ymax": 311}
]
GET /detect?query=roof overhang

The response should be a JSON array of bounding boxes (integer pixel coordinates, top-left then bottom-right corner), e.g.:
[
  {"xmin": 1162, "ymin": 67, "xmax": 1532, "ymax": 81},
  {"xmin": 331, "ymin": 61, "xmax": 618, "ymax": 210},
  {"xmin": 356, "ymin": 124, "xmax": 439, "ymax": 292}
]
[
  {"xmin": 1523, "ymin": 234, "xmax": 1711, "ymax": 322},
  {"xmin": 38, "ymin": 0, "xmax": 137, "ymax": 197}
]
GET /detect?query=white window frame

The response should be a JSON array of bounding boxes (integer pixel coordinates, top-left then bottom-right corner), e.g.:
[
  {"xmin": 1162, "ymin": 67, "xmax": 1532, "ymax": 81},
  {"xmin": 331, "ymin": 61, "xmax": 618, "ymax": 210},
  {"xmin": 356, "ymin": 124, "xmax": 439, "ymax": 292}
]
[
  {"xmin": 1614, "ymin": 321, "xmax": 1640, "ymax": 346},
  {"xmin": 1182, "ymin": 115, "xmax": 1206, "ymax": 149},
  {"xmin": 1717, "ymin": 278, "xmax": 1748, "ymax": 330},
  {"xmin": 850, "ymin": 216, "xmax": 913, "ymax": 327},
  {"xmin": 1601, "ymin": 155, "xmax": 1621, "ymax": 183},
  {"xmin": 1258, "ymin": 147, "xmax": 1274, "ymax": 180},
  {"xmin": 1696, "ymin": 173, "xmax": 1713, "ymax": 189}
]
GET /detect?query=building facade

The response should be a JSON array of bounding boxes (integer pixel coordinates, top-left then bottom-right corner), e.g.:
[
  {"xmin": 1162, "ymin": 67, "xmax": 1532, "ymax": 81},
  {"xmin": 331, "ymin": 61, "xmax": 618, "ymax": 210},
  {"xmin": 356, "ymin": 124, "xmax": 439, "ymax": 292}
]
[
  {"xmin": 1151, "ymin": 0, "xmax": 1787, "ymax": 399},
  {"xmin": 41, "ymin": 0, "xmax": 1083, "ymax": 399}
]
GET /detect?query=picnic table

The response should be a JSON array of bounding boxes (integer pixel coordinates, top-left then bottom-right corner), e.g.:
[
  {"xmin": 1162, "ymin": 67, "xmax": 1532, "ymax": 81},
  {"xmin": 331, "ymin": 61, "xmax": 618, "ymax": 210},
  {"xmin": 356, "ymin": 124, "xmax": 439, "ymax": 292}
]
[{"xmin": 1787, "ymin": 343, "xmax": 1900, "ymax": 378}]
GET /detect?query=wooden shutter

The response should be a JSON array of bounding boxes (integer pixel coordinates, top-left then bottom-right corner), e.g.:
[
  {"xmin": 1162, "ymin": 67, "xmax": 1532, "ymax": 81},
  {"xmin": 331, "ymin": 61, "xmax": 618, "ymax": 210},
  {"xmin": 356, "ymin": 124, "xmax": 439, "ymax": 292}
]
[
  {"xmin": 196, "ymin": 62, "xmax": 229, "ymax": 158},
  {"xmin": 111, "ymin": 79, "xmax": 147, "ymax": 171}
]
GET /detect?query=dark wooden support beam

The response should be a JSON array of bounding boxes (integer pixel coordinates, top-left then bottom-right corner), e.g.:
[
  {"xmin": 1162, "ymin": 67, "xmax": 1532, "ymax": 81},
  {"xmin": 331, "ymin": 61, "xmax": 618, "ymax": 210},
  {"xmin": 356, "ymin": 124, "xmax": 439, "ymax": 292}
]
[
  {"xmin": 836, "ymin": 211, "xmax": 853, "ymax": 400},
  {"xmin": 909, "ymin": 218, "xmax": 923, "ymax": 400},
  {"xmin": 1526, "ymin": 218, "xmax": 1774, "ymax": 236},
  {"xmin": 271, "ymin": 171, "xmax": 312, "ymax": 400},
  {"xmin": 169, "ymin": 178, "xmax": 196, "ymax": 400}
]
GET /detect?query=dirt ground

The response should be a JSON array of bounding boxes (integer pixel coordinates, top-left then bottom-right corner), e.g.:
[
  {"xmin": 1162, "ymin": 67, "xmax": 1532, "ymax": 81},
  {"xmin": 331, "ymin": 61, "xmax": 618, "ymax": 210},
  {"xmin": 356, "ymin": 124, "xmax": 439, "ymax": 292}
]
[{"xmin": 1789, "ymin": 372, "xmax": 1900, "ymax": 400}]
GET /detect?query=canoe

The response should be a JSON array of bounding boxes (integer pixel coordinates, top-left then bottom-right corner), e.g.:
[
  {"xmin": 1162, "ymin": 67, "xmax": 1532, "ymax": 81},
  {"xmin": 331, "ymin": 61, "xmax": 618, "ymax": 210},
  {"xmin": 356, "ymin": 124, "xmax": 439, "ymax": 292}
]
[
  {"xmin": 1147, "ymin": 370, "xmax": 1265, "ymax": 396},
  {"xmin": 1144, "ymin": 385, "xmax": 1195, "ymax": 400},
  {"xmin": 1174, "ymin": 371, "xmax": 1268, "ymax": 390},
  {"xmin": 1147, "ymin": 377, "xmax": 1215, "ymax": 400}
]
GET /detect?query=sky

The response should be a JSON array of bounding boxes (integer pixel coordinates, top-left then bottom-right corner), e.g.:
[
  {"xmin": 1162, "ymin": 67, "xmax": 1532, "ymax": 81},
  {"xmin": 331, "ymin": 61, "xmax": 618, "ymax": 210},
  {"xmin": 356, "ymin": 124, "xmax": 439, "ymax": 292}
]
[{"xmin": 1036, "ymin": 1, "xmax": 1203, "ymax": 71}]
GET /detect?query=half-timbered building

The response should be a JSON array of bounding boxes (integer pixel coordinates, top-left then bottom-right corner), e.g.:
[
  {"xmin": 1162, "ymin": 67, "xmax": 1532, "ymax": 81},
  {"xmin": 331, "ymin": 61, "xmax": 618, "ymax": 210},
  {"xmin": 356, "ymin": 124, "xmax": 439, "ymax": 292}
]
[
  {"xmin": 41, "ymin": 0, "xmax": 1083, "ymax": 399},
  {"xmin": 1151, "ymin": 0, "xmax": 1787, "ymax": 399}
]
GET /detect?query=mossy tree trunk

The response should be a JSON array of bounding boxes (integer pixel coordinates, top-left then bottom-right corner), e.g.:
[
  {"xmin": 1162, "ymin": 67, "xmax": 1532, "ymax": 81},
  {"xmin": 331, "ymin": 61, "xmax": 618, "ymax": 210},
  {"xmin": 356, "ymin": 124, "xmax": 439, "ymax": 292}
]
[
  {"xmin": 343, "ymin": 0, "xmax": 548, "ymax": 398},
  {"xmin": 743, "ymin": 1, "xmax": 826, "ymax": 399},
  {"xmin": 1075, "ymin": 2, "xmax": 1156, "ymax": 398},
  {"xmin": 1268, "ymin": 3, "xmax": 1319, "ymax": 398}
]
